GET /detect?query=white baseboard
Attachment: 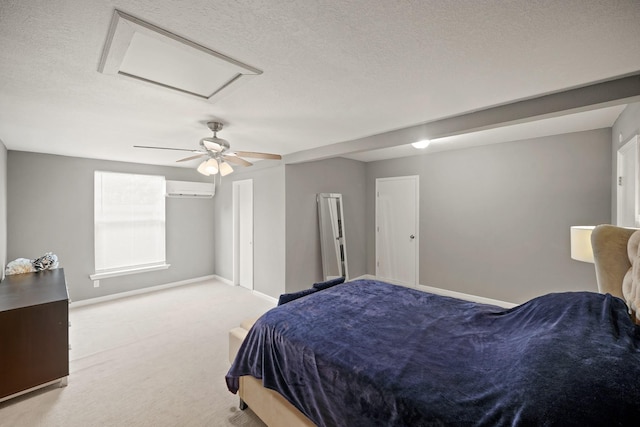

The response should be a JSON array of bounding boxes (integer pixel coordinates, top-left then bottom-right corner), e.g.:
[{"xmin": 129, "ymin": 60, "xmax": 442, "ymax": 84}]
[
  {"xmin": 213, "ymin": 274, "xmax": 234, "ymax": 286},
  {"xmin": 211, "ymin": 275, "xmax": 278, "ymax": 305},
  {"xmin": 70, "ymin": 275, "xmax": 216, "ymax": 308},
  {"xmin": 252, "ymin": 290, "xmax": 278, "ymax": 305}
]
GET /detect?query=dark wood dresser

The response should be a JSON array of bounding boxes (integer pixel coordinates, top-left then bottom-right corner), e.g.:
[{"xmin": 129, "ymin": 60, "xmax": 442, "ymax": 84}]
[{"xmin": 0, "ymin": 268, "xmax": 69, "ymax": 402}]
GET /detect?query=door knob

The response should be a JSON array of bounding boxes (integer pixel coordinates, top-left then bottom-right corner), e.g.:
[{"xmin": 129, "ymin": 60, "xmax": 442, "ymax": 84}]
[{"xmin": 410, "ymin": 234, "xmax": 415, "ymax": 240}]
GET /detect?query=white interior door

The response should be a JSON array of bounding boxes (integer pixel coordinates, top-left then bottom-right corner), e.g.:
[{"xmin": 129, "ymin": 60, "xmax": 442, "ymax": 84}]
[
  {"xmin": 233, "ymin": 180, "xmax": 253, "ymax": 289},
  {"xmin": 617, "ymin": 135, "xmax": 639, "ymax": 227},
  {"xmin": 376, "ymin": 176, "xmax": 419, "ymax": 286}
]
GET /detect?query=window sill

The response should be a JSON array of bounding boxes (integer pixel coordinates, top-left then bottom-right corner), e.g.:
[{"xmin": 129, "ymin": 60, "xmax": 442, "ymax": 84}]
[{"xmin": 89, "ymin": 264, "xmax": 170, "ymax": 280}]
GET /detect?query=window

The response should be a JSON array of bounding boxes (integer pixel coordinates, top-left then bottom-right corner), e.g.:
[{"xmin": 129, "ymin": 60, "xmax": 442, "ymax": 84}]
[{"xmin": 91, "ymin": 171, "xmax": 168, "ymax": 280}]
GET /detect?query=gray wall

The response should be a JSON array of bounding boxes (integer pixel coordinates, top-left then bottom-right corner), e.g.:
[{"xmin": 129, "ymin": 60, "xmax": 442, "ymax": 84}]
[
  {"xmin": 212, "ymin": 157, "xmax": 366, "ymax": 297},
  {"xmin": 7, "ymin": 151, "xmax": 215, "ymax": 301},
  {"xmin": 611, "ymin": 101, "xmax": 640, "ymax": 221},
  {"xmin": 2, "ymin": 123, "xmax": 617, "ymax": 304},
  {"xmin": 0, "ymin": 140, "xmax": 6, "ymax": 276},
  {"xmin": 366, "ymin": 129, "xmax": 612, "ymax": 303},
  {"xmin": 285, "ymin": 157, "xmax": 366, "ymax": 292},
  {"xmin": 212, "ymin": 164, "xmax": 286, "ymax": 298}
]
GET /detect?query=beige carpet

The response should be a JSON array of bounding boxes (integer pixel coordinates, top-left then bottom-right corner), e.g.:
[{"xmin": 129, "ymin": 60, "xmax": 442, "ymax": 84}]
[{"xmin": 0, "ymin": 278, "xmax": 275, "ymax": 427}]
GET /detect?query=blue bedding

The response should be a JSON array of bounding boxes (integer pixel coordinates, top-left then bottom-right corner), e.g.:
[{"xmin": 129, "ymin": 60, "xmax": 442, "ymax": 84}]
[{"xmin": 226, "ymin": 279, "xmax": 640, "ymax": 426}]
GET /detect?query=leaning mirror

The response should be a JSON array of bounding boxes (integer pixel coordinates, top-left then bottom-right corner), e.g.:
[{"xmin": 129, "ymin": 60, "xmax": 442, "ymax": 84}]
[{"xmin": 317, "ymin": 193, "xmax": 348, "ymax": 280}]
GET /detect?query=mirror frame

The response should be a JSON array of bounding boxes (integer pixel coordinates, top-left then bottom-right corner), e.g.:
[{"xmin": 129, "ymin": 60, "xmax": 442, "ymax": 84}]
[{"xmin": 317, "ymin": 193, "xmax": 349, "ymax": 280}]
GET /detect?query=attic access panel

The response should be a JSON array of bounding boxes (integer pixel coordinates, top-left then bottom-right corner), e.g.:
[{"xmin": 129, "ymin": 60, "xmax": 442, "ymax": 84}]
[{"xmin": 98, "ymin": 10, "xmax": 262, "ymax": 101}]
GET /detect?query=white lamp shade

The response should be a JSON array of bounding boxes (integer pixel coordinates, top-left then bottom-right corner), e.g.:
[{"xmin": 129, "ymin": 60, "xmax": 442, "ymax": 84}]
[
  {"xmin": 219, "ymin": 161, "xmax": 233, "ymax": 176},
  {"xmin": 570, "ymin": 226, "xmax": 595, "ymax": 263},
  {"xmin": 205, "ymin": 159, "xmax": 219, "ymax": 175},
  {"xmin": 197, "ymin": 159, "xmax": 219, "ymax": 176},
  {"xmin": 196, "ymin": 160, "xmax": 210, "ymax": 176}
]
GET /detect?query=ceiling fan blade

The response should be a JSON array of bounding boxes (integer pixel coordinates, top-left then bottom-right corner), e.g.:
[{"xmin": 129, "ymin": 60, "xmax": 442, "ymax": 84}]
[
  {"xmin": 176, "ymin": 153, "xmax": 208, "ymax": 162},
  {"xmin": 134, "ymin": 145, "xmax": 198, "ymax": 153},
  {"xmin": 223, "ymin": 155, "xmax": 253, "ymax": 167},
  {"xmin": 234, "ymin": 151, "xmax": 282, "ymax": 160}
]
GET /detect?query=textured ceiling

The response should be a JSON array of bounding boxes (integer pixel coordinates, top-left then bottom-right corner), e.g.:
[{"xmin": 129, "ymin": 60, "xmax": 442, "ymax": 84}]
[{"xmin": 1, "ymin": 0, "xmax": 640, "ymax": 168}]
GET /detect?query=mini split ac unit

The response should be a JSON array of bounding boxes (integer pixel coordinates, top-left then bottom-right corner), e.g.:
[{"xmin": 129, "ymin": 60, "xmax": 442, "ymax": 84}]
[{"xmin": 165, "ymin": 180, "xmax": 215, "ymax": 198}]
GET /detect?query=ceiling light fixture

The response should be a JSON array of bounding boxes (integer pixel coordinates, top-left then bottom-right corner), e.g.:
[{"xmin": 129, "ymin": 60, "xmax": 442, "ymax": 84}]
[
  {"xmin": 135, "ymin": 121, "xmax": 282, "ymax": 177},
  {"xmin": 219, "ymin": 161, "xmax": 234, "ymax": 177},
  {"xmin": 196, "ymin": 160, "xmax": 210, "ymax": 176},
  {"xmin": 197, "ymin": 158, "xmax": 219, "ymax": 176},
  {"xmin": 411, "ymin": 140, "xmax": 431, "ymax": 149},
  {"xmin": 204, "ymin": 159, "xmax": 219, "ymax": 175}
]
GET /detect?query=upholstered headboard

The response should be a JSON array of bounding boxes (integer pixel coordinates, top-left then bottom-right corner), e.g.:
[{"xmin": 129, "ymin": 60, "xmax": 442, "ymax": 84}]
[{"xmin": 591, "ymin": 224, "xmax": 640, "ymax": 322}]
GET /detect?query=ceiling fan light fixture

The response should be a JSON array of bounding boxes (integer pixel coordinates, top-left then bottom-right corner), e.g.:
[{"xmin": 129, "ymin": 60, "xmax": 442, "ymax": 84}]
[
  {"xmin": 219, "ymin": 161, "xmax": 234, "ymax": 176},
  {"xmin": 204, "ymin": 159, "xmax": 219, "ymax": 175},
  {"xmin": 411, "ymin": 139, "xmax": 431, "ymax": 149},
  {"xmin": 197, "ymin": 160, "xmax": 211, "ymax": 176},
  {"xmin": 135, "ymin": 120, "xmax": 281, "ymax": 179},
  {"xmin": 197, "ymin": 159, "xmax": 219, "ymax": 176}
]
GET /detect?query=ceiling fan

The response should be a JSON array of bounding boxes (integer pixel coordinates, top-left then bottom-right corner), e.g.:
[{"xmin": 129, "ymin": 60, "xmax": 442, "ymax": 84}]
[{"xmin": 134, "ymin": 121, "xmax": 282, "ymax": 177}]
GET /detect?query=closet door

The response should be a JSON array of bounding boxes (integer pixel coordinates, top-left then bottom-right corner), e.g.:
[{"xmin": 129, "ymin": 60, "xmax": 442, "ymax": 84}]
[
  {"xmin": 617, "ymin": 135, "xmax": 639, "ymax": 227},
  {"xmin": 375, "ymin": 175, "xmax": 419, "ymax": 286},
  {"xmin": 233, "ymin": 179, "xmax": 253, "ymax": 290}
]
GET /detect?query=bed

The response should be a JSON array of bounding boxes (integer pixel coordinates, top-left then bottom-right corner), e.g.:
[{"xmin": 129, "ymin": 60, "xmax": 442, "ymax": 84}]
[{"xmin": 226, "ymin": 224, "xmax": 640, "ymax": 426}]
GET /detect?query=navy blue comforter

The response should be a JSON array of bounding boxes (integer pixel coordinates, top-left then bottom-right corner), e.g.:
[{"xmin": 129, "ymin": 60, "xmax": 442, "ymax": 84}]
[{"xmin": 226, "ymin": 279, "xmax": 640, "ymax": 426}]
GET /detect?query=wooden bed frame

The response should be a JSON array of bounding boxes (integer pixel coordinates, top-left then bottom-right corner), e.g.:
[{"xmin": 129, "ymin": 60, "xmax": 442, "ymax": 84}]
[{"xmin": 229, "ymin": 226, "xmax": 634, "ymax": 426}]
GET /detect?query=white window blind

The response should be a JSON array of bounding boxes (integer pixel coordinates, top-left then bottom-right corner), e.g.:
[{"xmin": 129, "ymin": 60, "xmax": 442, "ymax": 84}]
[{"xmin": 93, "ymin": 171, "xmax": 167, "ymax": 277}]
